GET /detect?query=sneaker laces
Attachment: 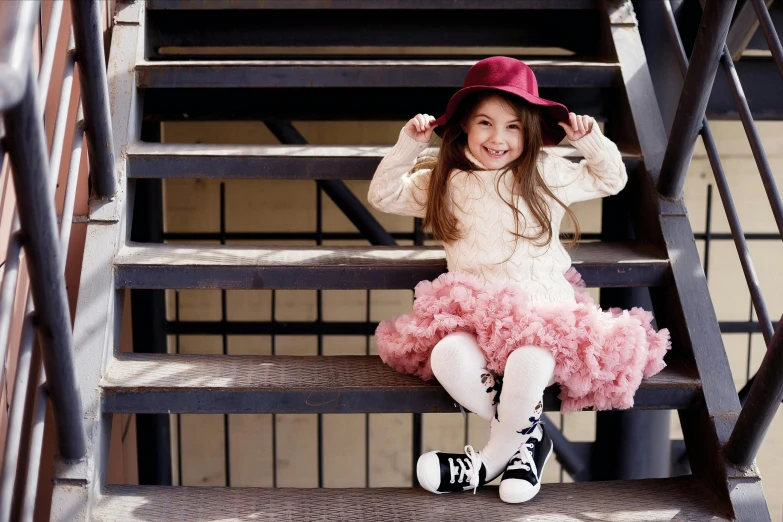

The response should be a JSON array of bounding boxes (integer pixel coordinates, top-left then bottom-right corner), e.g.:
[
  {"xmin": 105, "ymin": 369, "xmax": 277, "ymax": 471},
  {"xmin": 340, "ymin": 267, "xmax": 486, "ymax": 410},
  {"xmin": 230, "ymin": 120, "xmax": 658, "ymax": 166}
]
[
  {"xmin": 463, "ymin": 445, "xmax": 482, "ymax": 494},
  {"xmin": 507, "ymin": 442, "xmax": 534, "ymax": 472}
]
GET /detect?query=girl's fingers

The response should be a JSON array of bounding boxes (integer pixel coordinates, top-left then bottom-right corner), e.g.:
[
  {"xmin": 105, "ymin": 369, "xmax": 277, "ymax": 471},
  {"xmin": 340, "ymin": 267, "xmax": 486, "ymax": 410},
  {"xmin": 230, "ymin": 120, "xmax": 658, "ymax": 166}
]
[
  {"xmin": 558, "ymin": 120, "xmax": 573, "ymax": 139},
  {"xmin": 569, "ymin": 112, "xmax": 577, "ymax": 132},
  {"xmin": 578, "ymin": 116, "xmax": 587, "ymax": 135}
]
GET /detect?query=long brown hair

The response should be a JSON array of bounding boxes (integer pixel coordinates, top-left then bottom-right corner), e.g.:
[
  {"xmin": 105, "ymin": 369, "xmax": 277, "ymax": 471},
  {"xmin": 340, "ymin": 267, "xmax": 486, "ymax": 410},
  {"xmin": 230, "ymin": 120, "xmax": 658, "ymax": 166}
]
[{"xmin": 419, "ymin": 91, "xmax": 580, "ymax": 247}]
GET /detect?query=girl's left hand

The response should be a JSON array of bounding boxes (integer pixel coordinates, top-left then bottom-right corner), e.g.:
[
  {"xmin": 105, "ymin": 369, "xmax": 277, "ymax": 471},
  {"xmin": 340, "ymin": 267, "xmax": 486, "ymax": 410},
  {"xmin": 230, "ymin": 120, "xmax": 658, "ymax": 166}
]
[{"xmin": 558, "ymin": 113, "xmax": 594, "ymax": 141}]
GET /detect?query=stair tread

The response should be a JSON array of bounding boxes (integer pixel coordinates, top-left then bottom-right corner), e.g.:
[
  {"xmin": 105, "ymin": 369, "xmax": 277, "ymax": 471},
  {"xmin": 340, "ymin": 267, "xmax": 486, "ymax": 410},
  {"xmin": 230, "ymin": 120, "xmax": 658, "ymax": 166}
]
[
  {"xmin": 93, "ymin": 477, "xmax": 728, "ymax": 521},
  {"xmin": 100, "ymin": 353, "xmax": 700, "ymax": 413},
  {"xmin": 114, "ymin": 242, "xmax": 669, "ymax": 289},
  {"xmin": 127, "ymin": 142, "xmax": 641, "ymax": 180},
  {"xmin": 136, "ymin": 59, "xmax": 620, "ymax": 88}
]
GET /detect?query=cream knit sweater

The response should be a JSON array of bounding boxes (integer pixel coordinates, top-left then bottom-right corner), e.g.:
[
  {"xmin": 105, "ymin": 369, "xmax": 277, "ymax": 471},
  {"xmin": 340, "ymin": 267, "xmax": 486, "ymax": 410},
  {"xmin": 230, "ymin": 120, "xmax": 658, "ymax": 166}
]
[{"xmin": 367, "ymin": 124, "xmax": 627, "ymax": 304}]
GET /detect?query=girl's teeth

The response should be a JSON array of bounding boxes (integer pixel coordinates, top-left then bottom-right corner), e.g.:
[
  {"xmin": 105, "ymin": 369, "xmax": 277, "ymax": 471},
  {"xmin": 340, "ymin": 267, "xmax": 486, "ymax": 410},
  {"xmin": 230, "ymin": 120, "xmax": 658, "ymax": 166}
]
[{"xmin": 485, "ymin": 147, "xmax": 506, "ymax": 157}]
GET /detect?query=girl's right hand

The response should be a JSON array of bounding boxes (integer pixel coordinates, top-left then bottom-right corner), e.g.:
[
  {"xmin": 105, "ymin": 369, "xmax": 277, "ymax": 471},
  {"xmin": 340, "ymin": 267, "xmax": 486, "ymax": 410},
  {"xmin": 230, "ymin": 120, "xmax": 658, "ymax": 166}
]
[{"xmin": 404, "ymin": 114, "xmax": 438, "ymax": 143}]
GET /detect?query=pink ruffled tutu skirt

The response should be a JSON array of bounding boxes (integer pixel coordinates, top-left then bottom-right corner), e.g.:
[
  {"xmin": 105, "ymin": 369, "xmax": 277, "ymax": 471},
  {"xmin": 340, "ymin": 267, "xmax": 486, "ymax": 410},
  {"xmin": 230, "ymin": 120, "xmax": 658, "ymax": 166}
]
[{"xmin": 375, "ymin": 268, "xmax": 671, "ymax": 412}]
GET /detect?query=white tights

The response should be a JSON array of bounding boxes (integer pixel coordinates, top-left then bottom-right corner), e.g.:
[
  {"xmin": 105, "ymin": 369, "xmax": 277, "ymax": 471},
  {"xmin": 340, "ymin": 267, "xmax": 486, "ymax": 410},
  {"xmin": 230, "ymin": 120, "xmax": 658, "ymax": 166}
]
[{"xmin": 430, "ymin": 331, "xmax": 556, "ymax": 479}]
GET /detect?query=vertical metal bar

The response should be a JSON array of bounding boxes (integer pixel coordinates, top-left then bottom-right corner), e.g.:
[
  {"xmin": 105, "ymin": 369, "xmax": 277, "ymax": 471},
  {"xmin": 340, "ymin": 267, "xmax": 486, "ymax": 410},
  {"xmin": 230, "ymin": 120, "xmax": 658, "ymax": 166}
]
[
  {"xmin": 719, "ymin": 45, "xmax": 783, "ymax": 237},
  {"xmin": 750, "ymin": 0, "xmax": 783, "ymax": 81},
  {"xmin": 411, "ymin": 217, "xmax": 424, "ymax": 488},
  {"xmin": 559, "ymin": 415, "xmax": 565, "ymax": 482},
  {"xmin": 70, "ymin": 0, "xmax": 116, "ymax": 197},
  {"xmin": 10, "ymin": 335, "xmax": 42, "ymax": 522},
  {"xmin": 0, "ymin": 303, "xmax": 34, "ymax": 522},
  {"xmin": 0, "ymin": 222, "xmax": 23, "ymax": 385},
  {"xmin": 746, "ymin": 299, "xmax": 754, "ymax": 378},
  {"xmin": 45, "ymin": 32, "xmax": 75, "ymax": 181},
  {"xmin": 704, "ymin": 184, "xmax": 713, "ymax": 279},
  {"xmin": 660, "ymin": 0, "xmax": 775, "ymax": 345},
  {"xmin": 3, "ymin": 64, "xmax": 86, "ymax": 459},
  {"xmin": 175, "ymin": 291, "xmax": 183, "ymax": 487},
  {"xmin": 20, "ymin": 360, "xmax": 45, "ymax": 522},
  {"xmin": 657, "ymin": 0, "xmax": 737, "ymax": 197},
  {"xmin": 316, "ymin": 183, "xmax": 324, "ymax": 488},
  {"xmin": 365, "ymin": 288, "xmax": 371, "ymax": 488},
  {"xmin": 219, "ymin": 182, "xmax": 231, "ymax": 487},
  {"xmin": 726, "ymin": 316, "xmax": 783, "ymax": 468},
  {"xmin": 37, "ymin": 0, "xmax": 64, "ymax": 103},
  {"xmin": 271, "ymin": 289, "xmax": 278, "ymax": 488},
  {"xmin": 132, "ymin": 122, "xmax": 172, "ymax": 486},
  {"xmin": 58, "ymin": 105, "xmax": 84, "ymax": 258}
]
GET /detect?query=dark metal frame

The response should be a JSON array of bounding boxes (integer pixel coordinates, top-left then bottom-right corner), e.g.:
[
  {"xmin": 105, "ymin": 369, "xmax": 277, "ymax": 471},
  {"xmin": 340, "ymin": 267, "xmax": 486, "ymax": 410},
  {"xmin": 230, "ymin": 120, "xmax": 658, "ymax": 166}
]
[{"xmin": 10, "ymin": 0, "xmax": 777, "ymax": 518}]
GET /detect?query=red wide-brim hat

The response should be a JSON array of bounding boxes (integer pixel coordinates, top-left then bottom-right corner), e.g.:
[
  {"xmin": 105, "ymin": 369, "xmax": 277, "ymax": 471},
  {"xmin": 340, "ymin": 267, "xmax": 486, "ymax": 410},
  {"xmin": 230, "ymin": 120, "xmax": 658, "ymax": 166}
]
[{"xmin": 433, "ymin": 56, "xmax": 570, "ymax": 146}]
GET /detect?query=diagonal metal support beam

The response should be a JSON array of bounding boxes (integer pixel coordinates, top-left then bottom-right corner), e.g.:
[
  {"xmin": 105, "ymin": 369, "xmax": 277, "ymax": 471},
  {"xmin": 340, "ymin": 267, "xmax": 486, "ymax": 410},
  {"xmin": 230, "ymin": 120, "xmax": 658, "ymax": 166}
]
[
  {"xmin": 658, "ymin": 0, "xmax": 737, "ymax": 198},
  {"xmin": 263, "ymin": 120, "xmax": 396, "ymax": 246},
  {"xmin": 727, "ymin": 0, "xmax": 775, "ymax": 60},
  {"xmin": 725, "ymin": 316, "xmax": 783, "ymax": 468}
]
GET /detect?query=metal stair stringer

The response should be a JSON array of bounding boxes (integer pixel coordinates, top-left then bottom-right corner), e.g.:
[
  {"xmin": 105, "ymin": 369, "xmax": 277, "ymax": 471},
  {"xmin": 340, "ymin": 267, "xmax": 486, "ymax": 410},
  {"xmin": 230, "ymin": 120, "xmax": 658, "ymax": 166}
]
[
  {"xmin": 48, "ymin": 2, "xmax": 145, "ymax": 520},
  {"xmin": 604, "ymin": 1, "xmax": 768, "ymax": 519}
]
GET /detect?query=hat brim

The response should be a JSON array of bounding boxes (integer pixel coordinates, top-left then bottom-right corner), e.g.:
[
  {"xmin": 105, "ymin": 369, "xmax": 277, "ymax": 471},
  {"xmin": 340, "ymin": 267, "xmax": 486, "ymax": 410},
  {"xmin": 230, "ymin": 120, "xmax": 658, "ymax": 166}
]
[{"xmin": 433, "ymin": 85, "xmax": 569, "ymax": 146}]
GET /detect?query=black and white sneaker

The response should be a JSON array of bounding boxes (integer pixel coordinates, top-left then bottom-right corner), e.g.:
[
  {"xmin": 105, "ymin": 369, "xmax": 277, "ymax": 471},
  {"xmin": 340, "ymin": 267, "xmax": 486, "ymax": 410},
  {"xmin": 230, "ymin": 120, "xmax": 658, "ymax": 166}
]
[
  {"xmin": 499, "ymin": 425, "xmax": 553, "ymax": 503},
  {"xmin": 417, "ymin": 445, "xmax": 490, "ymax": 494}
]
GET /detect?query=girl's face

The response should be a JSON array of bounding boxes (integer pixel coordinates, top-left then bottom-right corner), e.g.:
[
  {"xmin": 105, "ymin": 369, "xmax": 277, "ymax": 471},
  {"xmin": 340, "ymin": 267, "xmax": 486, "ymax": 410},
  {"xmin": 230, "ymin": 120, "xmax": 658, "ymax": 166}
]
[{"xmin": 462, "ymin": 94, "xmax": 524, "ymax": 170}]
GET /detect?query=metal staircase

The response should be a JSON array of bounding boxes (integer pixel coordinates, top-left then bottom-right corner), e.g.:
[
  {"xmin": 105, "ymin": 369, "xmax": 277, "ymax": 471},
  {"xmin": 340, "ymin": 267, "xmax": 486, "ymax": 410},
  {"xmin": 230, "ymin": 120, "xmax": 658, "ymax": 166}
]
[{"xmin": 3, "ymin": 0, "xmax": 783, "ymax": 520}]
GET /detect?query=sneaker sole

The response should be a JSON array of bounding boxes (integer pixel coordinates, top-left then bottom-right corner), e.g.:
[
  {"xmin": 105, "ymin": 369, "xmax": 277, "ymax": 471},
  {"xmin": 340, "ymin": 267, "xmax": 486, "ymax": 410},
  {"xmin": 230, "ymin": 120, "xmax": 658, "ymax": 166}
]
[{"xmin": 499, "ymin": 443, "xmax": 553, "ymax": 504}]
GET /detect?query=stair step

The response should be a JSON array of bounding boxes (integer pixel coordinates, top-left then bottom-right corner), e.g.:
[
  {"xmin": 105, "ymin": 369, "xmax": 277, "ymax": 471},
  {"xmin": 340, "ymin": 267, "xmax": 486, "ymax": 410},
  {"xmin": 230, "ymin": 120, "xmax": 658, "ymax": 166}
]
[
  {"xmin": 114, "ymin": 242, "xmax": 669, "ymax": 290},
  {"xmin": 135, "ymin": 60, "xmax": 621, "ymax": 89},
  {"xmin": 147, "ymin": 0, "xmax": 600, "ymax": 10},
  {"xmin": 127, "ymin": 142, "xmax": 642, "ymax": 180},
  {"xmin": 93, "ymin": 477, "xmax": 727, "ymax": 521},
  {"xmin": 101, "ymin": 353, "xmax": 699, "ymax": 414}
]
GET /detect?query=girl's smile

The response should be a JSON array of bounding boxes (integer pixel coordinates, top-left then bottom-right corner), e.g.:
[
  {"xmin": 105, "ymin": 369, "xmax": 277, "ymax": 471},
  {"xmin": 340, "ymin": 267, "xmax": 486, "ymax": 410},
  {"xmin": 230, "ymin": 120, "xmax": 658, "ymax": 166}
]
[{"xmin": 463, "ymin": 95, "xmax": 525, "ymax": 169}]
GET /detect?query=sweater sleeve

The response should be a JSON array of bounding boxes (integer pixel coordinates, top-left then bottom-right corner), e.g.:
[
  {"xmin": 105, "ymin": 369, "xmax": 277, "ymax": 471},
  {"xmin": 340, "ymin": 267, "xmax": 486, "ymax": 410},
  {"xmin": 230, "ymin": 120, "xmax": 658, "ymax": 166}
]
[
  {"xmin": 542, "ymin": 122, "xmax": 628, "ymax": 206},
  {"xmin": 367, "ymin": 128, "xmax": 433, "ymax": 218}
]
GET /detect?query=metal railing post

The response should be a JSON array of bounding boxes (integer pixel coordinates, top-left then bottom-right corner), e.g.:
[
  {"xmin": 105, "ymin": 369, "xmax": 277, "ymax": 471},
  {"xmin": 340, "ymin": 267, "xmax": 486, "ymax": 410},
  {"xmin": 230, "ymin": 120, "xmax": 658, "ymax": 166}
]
[
  {"xmin": 70, "ymin": 0, "xmax": 117, "ymax": 198},
  {"xmin": 750, "ymin": 0, "xmax": 783, "ymax": 81},
  {"xmin": 657, "ymin": 0, "xmax": 737, "ymax": 198},
  {"xmin": 725, "ymin": 317, "xmax": 783, "ymax": 468}
]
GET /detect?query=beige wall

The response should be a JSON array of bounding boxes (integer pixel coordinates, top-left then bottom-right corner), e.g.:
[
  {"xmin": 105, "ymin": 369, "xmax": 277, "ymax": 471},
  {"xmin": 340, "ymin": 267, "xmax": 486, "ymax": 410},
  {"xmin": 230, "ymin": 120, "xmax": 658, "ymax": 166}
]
[{"xmin": 114, "ymin": 116, "xmax": 780, "ymax": 519}]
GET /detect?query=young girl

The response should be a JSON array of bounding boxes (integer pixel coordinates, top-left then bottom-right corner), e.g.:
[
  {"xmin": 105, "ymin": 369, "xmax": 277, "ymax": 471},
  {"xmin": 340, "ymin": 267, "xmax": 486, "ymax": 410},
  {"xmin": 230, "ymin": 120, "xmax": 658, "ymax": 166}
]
[{"xmin": 367, "ymin": 57, "xmax": 670, "ymax": 504}]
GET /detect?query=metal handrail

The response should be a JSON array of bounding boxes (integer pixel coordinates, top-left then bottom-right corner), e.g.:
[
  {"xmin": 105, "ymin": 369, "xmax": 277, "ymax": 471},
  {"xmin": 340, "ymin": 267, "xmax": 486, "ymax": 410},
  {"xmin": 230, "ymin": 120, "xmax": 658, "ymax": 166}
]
[
  {"xmin": 661, "ymin": 0, "xmax": 783, "ymax": 470},
  {"xmin": 751, "ymin": 0, "xmax": 783, "ymax": 81},
  {"xmin": 660, "ymin": 0, "xmax": 775, "ymax": 346}
]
